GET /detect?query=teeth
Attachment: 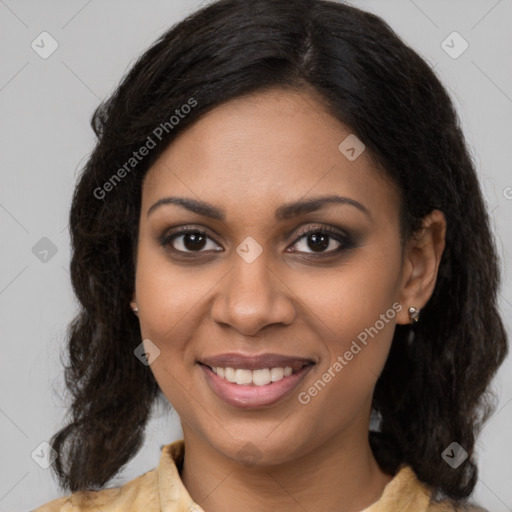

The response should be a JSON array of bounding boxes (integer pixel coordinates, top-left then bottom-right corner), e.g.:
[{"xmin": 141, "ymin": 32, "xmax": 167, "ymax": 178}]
[
  {"xmin": 225, "ymin": 367, "xmax": 236, "ymax": 383},
  {"xmin": 270, "ymin": 367, "xmax": 284, "ymax": 381},
  {"xmin": 212, "ymin": 366, "xmax": 296, "ymax": 385},
  {"xmin": 253, "ymin": 369, "xmax": 271, "ymax": 386},
  {"xmin": 235, "ymin": 369, "xmax": 253, "ymax": 385}
]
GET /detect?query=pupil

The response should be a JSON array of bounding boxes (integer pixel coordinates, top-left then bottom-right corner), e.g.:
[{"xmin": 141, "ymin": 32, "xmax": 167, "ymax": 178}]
[
  {"xmin": 309, "ymin": 233, "xmax": 329, "ymax": 252},
  {"xmin": 184, "ymin": 232, "xmax": 206, "ymax": 251}
]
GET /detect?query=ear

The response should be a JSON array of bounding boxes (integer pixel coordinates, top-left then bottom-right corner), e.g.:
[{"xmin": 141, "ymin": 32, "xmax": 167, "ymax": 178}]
[{"xmin": 396, "ymin": 209, "xmax": 446, "ymax": 325}]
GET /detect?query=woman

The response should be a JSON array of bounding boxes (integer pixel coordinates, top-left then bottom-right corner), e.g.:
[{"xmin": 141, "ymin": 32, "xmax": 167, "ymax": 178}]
[{"xmin": 33, "ymin": 0, "xmax": 507, "ymax": 510}]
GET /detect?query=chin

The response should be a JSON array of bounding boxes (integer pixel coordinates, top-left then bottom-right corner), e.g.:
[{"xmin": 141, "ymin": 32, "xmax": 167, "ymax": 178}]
[{"xmin": 209, "ymin": 432, "xmax": 308, "ymax": 468}]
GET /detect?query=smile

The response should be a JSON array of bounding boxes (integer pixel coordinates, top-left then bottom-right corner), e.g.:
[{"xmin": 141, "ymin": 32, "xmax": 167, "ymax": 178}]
[
  {"xmin": 209, "ymin": 366, "xmax": 294, "ymax": 386},
  {"xmin": 198, "ymin": 353, "xmax": 315, "ymax": 409}
]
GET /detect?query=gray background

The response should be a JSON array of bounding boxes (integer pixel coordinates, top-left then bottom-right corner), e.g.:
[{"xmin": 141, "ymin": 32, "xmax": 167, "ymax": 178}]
[{"xmin": 0, "ymin": 0, "xmax": 511, "ymax": 510}]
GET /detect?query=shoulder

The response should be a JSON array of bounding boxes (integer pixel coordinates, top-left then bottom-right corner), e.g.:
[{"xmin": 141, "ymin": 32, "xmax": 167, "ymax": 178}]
[
  {"xmin": 427, "ymin": 496, "xmax": 489, "ymax": 512},
  {"xmin": 428, "ymin": 503, "xmax": 489, "ymax": 511},
  {"xmin": 31, "ymin": 467, "xmax": 159, "ymax": 512},
  {"xmin": 382, "ymin": 464, "xmax": 489, "ymax": 512}
]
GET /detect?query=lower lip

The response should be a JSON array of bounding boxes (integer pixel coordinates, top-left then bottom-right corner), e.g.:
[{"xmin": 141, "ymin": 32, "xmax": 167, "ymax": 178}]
[{"xmin": 199, "ymin": 364, "xmax": 314, "ymax": 409}]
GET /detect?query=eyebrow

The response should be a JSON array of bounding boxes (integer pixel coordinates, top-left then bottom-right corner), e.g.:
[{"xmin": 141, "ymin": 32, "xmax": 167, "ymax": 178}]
[{"xmin": 147, "ymin": 194, "xmax": 371, "ymax": 221}]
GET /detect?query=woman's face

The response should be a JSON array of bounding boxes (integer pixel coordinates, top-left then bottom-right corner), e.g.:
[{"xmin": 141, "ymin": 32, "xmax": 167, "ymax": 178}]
[{"xmin": 135, "ymin": 87, "xmax": 410, "ymax": 465}]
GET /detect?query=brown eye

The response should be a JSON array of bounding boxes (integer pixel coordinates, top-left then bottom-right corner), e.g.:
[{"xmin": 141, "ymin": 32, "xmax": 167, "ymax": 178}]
[
  {"xmin": 300, "ymin": 232, "xmax": 336, "ymax": 252},
  {"xmin": 178, "ymin": 231, "xmax": 208, "ymax": 251},
  {"xmin": 289, "ymin": 226, "xmax": 354, "ymax": 255},
  {"xmin": 160, "ymin": 228, "xmax": 222, "ymax": 254}
]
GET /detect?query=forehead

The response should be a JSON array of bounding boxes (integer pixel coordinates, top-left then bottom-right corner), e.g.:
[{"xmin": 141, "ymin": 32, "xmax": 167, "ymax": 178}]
[{"xmin": 141, "ymin": 88, "xmax": 399, "ymax": 228}]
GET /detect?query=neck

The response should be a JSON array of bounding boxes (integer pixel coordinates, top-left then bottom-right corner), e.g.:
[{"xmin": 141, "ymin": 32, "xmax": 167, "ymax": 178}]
[{"xmin": 180, "ymin": 425, "xmax": 393, "ymax": 512}]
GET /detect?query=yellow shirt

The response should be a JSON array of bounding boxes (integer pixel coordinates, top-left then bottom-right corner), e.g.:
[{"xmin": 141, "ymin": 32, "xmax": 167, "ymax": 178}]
[{"xmin": 33, "ymin": 440, "xmax": 486, "ymax": 512}]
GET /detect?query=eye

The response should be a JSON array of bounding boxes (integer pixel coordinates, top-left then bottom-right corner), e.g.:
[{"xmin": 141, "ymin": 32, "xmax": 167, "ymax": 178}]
[
  {"xmin": 159, "ymin": 227, "xmax": 222, "ymax": 254},
  {"xmin": 288, "ymin": 225, "xmax": 354, "ymax": 255}
]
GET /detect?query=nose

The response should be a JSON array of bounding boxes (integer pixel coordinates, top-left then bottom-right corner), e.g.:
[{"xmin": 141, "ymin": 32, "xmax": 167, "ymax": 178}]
[{"xmin": 211, "ymin": 252, "xmax": 296, "ymax": 336}]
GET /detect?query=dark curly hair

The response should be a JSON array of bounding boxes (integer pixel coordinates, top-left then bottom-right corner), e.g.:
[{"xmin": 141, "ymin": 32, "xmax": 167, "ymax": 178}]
[{"xmin": 49, "ymin": 0, "xmax": 508, "ymax": 505}]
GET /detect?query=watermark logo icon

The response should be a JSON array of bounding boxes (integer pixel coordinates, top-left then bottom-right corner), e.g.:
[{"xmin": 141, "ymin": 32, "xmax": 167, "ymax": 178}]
[
  {"xmin": 32, "ymin": 237, "xmax": 58, "ymax": 263},
  {"xmin": 31, "ymin": 441, "xmax": 58, "ymax": 469},
  {"xmin": 134, "ymin": 339, "xmax": 161, "ymax": 365},
  {"xmin": 441, "ymin": 442, "xmax": 468, "ymax": 468},
  {"xmin": 441, "ymin": 32, "xmax": 469, "ymax": 59},
  {"xmin": 236, "ymin": 236, "xmax": 263, "ymax": 263},
  {"xmin": 338, "ymin": 134, "xmax": 365, "ymax": 161},
  {"xmin": 31, "ymin": 32, "xmax": 59, "ymax": 59},
  {"xmin": 236, "ymin": 442, "xmax": 262, "ymax": 466}
]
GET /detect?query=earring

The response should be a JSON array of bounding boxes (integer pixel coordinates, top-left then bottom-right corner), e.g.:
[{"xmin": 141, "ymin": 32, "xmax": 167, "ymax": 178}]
[
  {"xmin": 408, "ymin": 306, "xmax": 420, "ymax": 323},
  {"xmin": 130, "ymin": 300, "xmax": 139, "ymax": 315}
]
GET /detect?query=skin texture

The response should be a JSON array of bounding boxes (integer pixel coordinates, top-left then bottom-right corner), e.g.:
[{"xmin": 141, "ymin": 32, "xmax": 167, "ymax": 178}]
[{"xmin": 133, "ymin": 87, "xmax": 446, "ymax": 512}]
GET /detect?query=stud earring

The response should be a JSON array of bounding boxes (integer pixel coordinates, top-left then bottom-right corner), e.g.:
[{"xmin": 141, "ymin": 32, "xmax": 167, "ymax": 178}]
[
  {"xmin": 130, "ymin": 300, "xmax": 139, "ymax": 315},
  {"xmin": 408, "ymin": 306, "xmax": 420, "ymax": 323}
]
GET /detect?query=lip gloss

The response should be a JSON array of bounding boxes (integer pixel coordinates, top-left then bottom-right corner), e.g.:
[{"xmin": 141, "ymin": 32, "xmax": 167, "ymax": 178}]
[{"xmin": 199, "ymin": 363, "xmax": 314, "ymax": 409}]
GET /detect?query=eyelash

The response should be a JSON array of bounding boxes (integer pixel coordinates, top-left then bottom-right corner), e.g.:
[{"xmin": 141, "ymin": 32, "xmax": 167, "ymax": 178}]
[{"xmin": 158, "ymin": 224, "xmax": 355, "ymax": 259}]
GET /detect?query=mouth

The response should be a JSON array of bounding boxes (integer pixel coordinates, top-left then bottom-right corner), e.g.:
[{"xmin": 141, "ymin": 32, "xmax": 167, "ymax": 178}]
[{"xmin": 198, "ymin": 353, "xmax": 316, "ymax": 408}]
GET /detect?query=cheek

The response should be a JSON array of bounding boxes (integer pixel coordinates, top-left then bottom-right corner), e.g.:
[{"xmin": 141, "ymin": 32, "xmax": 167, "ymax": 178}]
[
  {"xmin": 302, "ymin": 249, "xmax": 401, "ymax": 344},
  {"xmin": 295, "ymin": 250, "xmax": 402, "ymax": 404},
  {"xmin": 304, "ymin": 296, "xmax": 397, "ymax": 399},
  {"xmin": 133, "ymin": 245, "xmax": 203, "ymax": 395},
  {"xmin": 294, "ymin": 297, "xmax": 399, "ymax": 437},
  {"xmin": 134, "ymin": 239, "xmax": 217, "ymax": 341}
]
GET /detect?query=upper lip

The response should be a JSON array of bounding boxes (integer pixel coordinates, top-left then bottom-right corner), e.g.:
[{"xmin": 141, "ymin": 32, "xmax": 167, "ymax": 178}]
[{"xmin": 199, "ymin": 353, "xmax": 315, "ymax": 372}]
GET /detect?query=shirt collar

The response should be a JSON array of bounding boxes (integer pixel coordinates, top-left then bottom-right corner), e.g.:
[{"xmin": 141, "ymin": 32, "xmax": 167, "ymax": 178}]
[
  {"xmin": 156, "ymin": 440, "xmax": 433, "ymax": 512},
  {"xmin": 157, "ymin": 440, "xmax": 203, "ymax": 512},
  {"xmin": 361, "ymin": 464, "xmax": 432, "ymax": 511}
]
